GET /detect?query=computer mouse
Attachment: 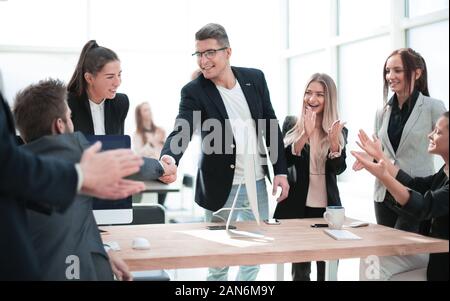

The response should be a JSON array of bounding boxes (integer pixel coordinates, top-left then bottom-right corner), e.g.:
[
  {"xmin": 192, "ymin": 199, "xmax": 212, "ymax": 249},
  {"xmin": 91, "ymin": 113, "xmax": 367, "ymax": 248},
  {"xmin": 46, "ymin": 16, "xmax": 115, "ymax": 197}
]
[{"xmin": 132, "ymin": 237, "xmax": 150, "ymax": 250}]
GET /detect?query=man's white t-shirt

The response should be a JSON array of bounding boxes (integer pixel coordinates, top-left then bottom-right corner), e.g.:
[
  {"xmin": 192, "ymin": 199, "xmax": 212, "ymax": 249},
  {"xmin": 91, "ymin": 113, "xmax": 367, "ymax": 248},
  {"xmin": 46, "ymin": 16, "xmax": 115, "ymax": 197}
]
[{"xmin": 216, "ymin": 81, "xmax": 265, "ymax": 185}]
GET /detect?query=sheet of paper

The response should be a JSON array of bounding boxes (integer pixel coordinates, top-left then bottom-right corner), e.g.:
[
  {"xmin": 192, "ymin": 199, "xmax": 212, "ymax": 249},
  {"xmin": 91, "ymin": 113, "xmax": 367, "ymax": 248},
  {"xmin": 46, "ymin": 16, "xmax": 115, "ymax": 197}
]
[
  {"xmin": 324, "ymin": 229, "xmax": 362, "ymax": 240},
  {"xmin": 178, "ymin": 229, "xmax": 273, "ymax": 248}
]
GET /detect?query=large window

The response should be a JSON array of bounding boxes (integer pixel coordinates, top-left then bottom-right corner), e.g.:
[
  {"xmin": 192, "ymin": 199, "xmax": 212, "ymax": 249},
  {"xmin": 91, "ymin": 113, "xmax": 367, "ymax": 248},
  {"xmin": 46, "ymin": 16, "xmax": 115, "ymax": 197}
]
[
  {"xmin": 408, "ymin": 0, "xmax": 449, "ymax": 18},
  {"xmin": 288, "ymin": 0, "xmax": 330, "ymax": 51},
  {"xmin": 338, "ymin": 36, "xmax": 390, "ymax": 179},
  {"xmin": 407, "ymin": 20, "xmax": 449, "ymax": 105},
  {"xmin": 338, "ymin": 0, "xmax": 390, "ymax": 36},
  {"xmin": 338, "ymin": 36, "xmax": 390, "ymax": 131},
  {"xmin": 288, "ymin": 51, "xmax": 329, "ymax": 114}
]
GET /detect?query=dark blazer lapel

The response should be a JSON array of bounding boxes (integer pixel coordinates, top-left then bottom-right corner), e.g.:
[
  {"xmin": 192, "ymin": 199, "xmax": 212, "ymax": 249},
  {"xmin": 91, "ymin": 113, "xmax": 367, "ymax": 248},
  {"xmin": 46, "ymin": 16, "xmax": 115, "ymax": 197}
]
[
  {"xmin": 201, "ymin": 77, "xmax": 229, "ymax": 120},
  {"xmin": 81, "ymin": 93, "xmax": 95, "ymax": 134},
  {"xmin": 1, "ymin": 96, "xmax": 15, "ymax": 134},
  {"xmin": 232, "ymin": 67, "xmax": 259, "ymax": 121}
]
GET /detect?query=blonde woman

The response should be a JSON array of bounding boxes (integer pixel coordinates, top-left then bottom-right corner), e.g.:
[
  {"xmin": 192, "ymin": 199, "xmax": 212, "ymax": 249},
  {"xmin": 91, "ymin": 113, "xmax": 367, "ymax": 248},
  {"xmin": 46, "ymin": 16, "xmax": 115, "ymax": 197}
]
[{"xmin": 274, "ymin": 73, "xmax": 347, "ymax": 281}]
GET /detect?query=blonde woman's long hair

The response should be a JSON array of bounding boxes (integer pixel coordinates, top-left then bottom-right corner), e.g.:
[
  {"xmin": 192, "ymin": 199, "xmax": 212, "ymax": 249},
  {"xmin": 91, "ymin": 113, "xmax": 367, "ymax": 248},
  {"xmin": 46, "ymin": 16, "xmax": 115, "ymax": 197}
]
[{"xmin": 284, "ymin": 73, "xmax": 344, "ymax": 166}]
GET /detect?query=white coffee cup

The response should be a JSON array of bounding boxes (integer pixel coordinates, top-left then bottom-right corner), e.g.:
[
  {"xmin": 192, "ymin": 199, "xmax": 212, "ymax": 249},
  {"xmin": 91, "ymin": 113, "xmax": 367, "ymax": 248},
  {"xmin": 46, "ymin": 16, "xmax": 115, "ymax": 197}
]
[{"xmin": 323, "ymin": 206, "xmax": 345, "ymax": 229}]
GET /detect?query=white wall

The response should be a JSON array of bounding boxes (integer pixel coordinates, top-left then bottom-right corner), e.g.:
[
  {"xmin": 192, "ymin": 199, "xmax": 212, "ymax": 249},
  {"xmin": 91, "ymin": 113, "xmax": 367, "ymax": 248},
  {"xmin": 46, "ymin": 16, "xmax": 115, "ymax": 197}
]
[{"xmin": 0, "ymin": 0, "xmax": 283, "ymax": 135}]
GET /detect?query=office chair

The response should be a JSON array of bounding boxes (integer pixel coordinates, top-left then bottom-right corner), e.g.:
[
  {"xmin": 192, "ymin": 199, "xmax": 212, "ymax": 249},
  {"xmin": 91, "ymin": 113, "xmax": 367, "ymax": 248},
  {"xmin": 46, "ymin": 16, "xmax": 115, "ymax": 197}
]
[
  {"xmin": 132, "ymin": 203, "xmax": 166, "ymax": 224},
  {"xmin": 169, "ymin": 174, "xmax": 204, "ymax": 224},
  {"xmin": 130, "ymin": 204, "xmax": 170, "ymax": 281},
  {"xmin": 178, "ymin": 174, "xmax": 194, "ymax": 211}
]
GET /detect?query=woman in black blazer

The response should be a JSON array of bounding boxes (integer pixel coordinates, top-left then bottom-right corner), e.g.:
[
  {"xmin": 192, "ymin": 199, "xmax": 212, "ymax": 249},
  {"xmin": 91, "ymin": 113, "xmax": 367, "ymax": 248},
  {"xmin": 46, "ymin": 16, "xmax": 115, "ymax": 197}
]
[
  {"xmin": 67, "ymin": 40, "xmax": 129, "ymax": 135},
  {"xmin": 274, "ymin": 73, "xmax": 347, "ymax": 281},
  {"xmin": 352, "ymin": 111, "xmax": 448, "ymax": 281}
]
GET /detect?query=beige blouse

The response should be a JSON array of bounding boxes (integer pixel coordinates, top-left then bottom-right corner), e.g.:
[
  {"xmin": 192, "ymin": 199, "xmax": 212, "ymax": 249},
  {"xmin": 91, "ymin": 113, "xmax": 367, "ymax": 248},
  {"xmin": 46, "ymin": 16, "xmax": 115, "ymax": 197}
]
[
  {"xmin": 133, "ymin": 128, "xmax": 166, "ymax": 159},
  {"xmin": 305, "ymin": 131, "xmax": 327, "ymax": 208},
  {"xmin": 291, "ymin": 129, "xmax": 343, "ymax": 208}
]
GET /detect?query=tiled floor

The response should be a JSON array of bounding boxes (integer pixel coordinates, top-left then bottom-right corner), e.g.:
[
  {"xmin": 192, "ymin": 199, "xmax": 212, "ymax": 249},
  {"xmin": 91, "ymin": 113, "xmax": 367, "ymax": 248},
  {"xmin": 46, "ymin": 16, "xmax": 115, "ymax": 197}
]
[{"xmin": 149, "ymin": 174, "xmax": 376, "ymax": 281}]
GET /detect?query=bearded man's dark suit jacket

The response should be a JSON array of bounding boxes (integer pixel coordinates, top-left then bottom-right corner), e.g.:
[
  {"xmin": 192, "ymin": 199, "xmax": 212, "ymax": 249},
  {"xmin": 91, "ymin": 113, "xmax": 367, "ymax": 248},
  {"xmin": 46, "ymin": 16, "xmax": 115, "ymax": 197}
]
[
  {"xmin": 0, "ymin": 93, "xmax": 77, "ymax": 280},
  {"xmin": 21, "ymin": 132, "xmax": 164, "ymax": 280}
]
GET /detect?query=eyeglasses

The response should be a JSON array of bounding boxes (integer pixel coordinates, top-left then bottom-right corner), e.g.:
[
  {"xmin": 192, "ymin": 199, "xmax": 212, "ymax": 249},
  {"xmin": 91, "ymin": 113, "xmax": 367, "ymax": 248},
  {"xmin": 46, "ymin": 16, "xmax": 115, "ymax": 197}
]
[{"xmin": 192, "ymin": 47, "xmax": 228, "ymax": 59}]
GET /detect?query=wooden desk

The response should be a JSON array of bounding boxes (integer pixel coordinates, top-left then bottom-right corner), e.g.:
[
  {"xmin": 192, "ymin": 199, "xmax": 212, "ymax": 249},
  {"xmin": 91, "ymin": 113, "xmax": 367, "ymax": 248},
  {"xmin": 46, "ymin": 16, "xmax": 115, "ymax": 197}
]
[{"xmin": 102, "ymin": 218, "xmax": 448, "ymax": 280}]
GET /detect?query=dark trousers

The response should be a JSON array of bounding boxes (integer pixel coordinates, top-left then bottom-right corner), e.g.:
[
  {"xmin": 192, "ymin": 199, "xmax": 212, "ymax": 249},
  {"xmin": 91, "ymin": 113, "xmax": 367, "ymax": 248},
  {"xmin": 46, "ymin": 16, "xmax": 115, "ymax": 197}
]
[
  {"xmin": 374, "ymin": 199, "xmax": 423, "ymax": 233},
  {"xmin": 292, "ymin": 206, "xmax": 326, "ymax": 281},
  {"xmin": 157, "ymin": 192, "xmax": 167, "ymax": 206}
]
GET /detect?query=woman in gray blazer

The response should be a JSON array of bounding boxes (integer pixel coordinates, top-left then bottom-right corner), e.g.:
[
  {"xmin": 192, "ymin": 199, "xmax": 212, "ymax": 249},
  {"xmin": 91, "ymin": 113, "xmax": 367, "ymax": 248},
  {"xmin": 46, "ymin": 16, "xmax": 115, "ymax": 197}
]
[{"xmin": 355, "ymin": 48, "xmax": 446, "ymax": 233}]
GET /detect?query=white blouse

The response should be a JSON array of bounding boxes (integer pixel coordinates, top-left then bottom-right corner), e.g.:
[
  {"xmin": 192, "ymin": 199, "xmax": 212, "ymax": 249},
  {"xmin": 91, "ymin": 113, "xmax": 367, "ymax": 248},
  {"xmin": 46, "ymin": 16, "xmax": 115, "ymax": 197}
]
[{"xmin": 88, "ymin": 99, "xmax": 105, "ymax": 135}]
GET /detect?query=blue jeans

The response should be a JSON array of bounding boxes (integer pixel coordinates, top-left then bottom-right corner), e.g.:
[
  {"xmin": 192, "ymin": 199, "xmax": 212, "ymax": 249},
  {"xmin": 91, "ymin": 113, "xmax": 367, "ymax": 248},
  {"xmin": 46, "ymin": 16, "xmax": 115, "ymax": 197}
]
[{"xmin": 204, "ymin": 179, "xmax": 269, "ymax": 281}]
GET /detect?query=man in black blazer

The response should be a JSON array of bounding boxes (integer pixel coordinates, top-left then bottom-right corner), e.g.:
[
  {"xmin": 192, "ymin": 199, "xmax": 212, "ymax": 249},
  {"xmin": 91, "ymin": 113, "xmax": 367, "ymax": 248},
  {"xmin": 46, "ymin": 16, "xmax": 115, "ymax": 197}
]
[
  {"xmin": 0, "ymin": 91, "xmax": 144, "ymax": 281},
  {"xmin": 160, "ymin": 23, "xmax": 289, "ymax": 281},
  {"xmin": 12, "ymin": 79, "xmax": 176, "ymax": 280}
]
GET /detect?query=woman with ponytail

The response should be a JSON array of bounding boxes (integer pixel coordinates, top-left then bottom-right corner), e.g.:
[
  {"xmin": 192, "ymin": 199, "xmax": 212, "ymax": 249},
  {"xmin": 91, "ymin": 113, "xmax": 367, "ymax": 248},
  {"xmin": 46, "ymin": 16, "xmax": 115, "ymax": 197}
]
[{"xmin": 67, "ymin": 40, "xmax": 129, "ymax": 135}]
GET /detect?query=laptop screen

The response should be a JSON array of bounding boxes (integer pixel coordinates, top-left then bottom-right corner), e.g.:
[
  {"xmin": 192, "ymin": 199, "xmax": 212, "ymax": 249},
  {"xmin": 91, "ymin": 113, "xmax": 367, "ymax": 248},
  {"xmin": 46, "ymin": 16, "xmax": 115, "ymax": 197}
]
[{"xmin": 84, "ymin": 135, "xmax": 133, "ymax": 224}]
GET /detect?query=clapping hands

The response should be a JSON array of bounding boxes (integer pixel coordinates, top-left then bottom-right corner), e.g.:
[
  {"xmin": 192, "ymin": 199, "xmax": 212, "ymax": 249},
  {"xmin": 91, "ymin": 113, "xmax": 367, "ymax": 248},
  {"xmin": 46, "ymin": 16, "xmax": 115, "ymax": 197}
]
[
  {"xmin": 351, "ymin": 129, "xmax": 386, "ymax": 176},
  {"xmin": 303, "ymin": 108, "xmax": 316, "ymax": 138},
  {"xmin": 351, "ymin": 151, "xmax": 390, "ymax": 180},
  {"xmin": 328, "ymin": 120, "xmax": 346, "ymax": 151},
  {"xmin": 356, "ymin": 129, "xmax": 383, "ymax": 161}
]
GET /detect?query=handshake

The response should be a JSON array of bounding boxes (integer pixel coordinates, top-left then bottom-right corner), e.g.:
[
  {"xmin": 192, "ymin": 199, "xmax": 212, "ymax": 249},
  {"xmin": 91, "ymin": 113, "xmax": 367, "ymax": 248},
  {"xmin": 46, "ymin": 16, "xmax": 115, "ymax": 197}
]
[{"xmin": 158, "ymin": 155, "xmax": 178, "ymax": 184}]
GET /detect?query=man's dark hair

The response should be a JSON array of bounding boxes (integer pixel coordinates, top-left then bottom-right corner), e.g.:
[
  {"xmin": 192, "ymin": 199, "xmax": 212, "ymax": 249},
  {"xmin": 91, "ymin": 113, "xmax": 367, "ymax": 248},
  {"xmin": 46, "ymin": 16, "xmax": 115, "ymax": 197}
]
[
  {"xmin": 13, "ymin": 79, "xmax": 68, "ymax": 143},
  {"xmin": 195, "ymin": 23, "xmax": 230, "ymax": 47}
]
